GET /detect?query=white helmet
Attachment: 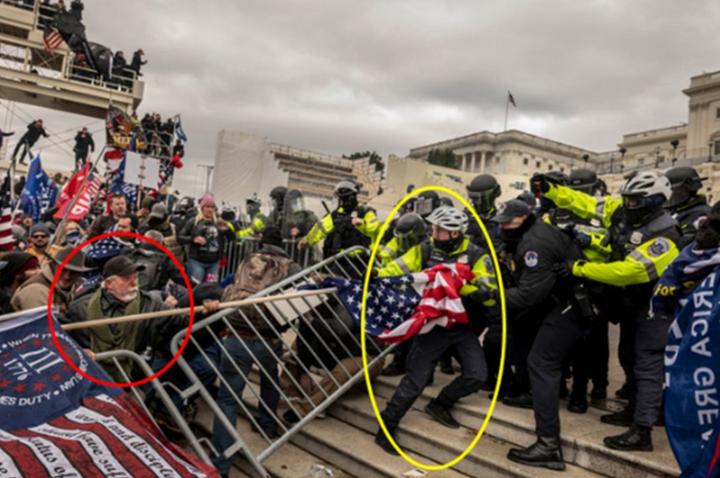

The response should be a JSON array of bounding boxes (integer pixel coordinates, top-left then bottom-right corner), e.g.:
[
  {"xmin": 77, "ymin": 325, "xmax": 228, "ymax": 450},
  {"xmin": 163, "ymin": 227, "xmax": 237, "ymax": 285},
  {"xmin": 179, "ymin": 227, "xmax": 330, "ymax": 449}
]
[
  {"xmin": 619, "ymin": 171, "xmax": 672, "ymax": 202},
  {"xmin": 221, "ymin": 202, "xmax": 236, "ymax": 213},
  {"xmin": 246, "ymin": 193, "xmax": 262, "ymax": 205},
  {"xmin": 426, "ymin": 206, "xmax": 468, "ymax": 233}
]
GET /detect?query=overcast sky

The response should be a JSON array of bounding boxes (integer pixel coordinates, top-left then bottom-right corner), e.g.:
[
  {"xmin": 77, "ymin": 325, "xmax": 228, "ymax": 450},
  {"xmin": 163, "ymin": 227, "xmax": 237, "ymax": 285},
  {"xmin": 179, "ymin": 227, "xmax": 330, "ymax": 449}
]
[{"xmin": 13, "ymin": 0, "xmax": 720, "ymax": 197}]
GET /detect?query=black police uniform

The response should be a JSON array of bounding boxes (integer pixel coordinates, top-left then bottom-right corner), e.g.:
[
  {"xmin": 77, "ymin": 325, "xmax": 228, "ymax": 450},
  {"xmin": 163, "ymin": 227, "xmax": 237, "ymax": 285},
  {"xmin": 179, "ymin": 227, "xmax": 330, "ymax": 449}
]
[
  {"xmin": 667, "ymin": 197, "xmax": 711, "ymax": 248},
  {"xmin": 501, "ymin": 216, "xmax": 585, "ymax": 430}
]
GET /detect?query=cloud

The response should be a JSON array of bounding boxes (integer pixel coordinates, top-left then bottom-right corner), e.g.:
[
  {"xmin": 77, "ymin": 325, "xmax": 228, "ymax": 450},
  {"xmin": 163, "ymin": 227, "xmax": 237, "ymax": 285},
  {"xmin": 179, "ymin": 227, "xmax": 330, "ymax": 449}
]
[{"xmin": 6, "ymin": 0, "xmax": 719, "ymax": 198}]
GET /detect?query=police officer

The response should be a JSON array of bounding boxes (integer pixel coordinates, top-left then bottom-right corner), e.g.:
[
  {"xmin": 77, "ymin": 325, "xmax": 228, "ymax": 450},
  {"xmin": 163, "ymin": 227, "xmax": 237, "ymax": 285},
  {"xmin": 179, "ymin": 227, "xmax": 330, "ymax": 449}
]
[
  {"xmin": 544, "ymin": 168, "xmax": 611, "ymax": 412},
  {"xmin": 234, "ymin": 194, "xmax": 267, "ymax": 239},
  {"xmin": 298, "ymin": 181, "xmax": 380, "ymax": 274},
  {"xmin": 373, "ymin": 206, "xmax": 496, "ymax": 455},
  {"xmin": 665, "ymin": 166, "xmax": 711, "ymax": 248},
  {"xmin": 534, "ymin": 170, "xmax": 681, "ymax": 453},
  {"xmin": 494, "ymin": 199, "xmax": 587, "ymax": 471},
  {"xmin": 378, "ymin": 213, "xmax": 427, "ymax": 266},
  {"xmin": 268, "ymin": 186, "xmax": 288, "ymax": 228}
]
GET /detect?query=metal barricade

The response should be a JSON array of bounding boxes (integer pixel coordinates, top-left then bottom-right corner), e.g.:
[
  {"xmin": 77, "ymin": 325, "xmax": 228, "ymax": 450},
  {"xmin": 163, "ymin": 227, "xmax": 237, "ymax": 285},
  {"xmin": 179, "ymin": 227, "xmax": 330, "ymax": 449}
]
[
  {"xmin": 93, "ymin": 350, "xmax": 234, "ymax": 469},
  {"xmin": 168, "ymin": 247, "xmax": 393, "ymax": 472},
  {"xmin": 282, "ymin": 237, "xmax": 314, "ymax": 269},
  {"xmin": 220, "ymin": 237, "xmax": 261, "ymax": 281}
]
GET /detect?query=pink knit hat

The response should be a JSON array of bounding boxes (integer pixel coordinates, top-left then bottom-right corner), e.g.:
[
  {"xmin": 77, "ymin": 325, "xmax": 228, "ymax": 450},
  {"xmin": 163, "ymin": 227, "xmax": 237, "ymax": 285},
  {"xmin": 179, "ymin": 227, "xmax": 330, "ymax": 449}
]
[{"xmin": 200, "ymin": 193, "xmax": 216, "ymax": 208}]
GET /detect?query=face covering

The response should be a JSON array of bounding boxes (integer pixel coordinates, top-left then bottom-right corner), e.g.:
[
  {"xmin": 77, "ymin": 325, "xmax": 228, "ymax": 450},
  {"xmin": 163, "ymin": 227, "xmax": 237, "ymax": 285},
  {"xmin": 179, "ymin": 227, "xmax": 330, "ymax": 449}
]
[
  {"xmin": 434, "ymin": 235, "xmax": 463, "ymax": 254},
  {"xmin": 695, "ymin": 215, "xmax": 720, "ymax": 249},
  {"xmin": 65, "ymin": 230, "xmax": 80, "ymax": 245}
]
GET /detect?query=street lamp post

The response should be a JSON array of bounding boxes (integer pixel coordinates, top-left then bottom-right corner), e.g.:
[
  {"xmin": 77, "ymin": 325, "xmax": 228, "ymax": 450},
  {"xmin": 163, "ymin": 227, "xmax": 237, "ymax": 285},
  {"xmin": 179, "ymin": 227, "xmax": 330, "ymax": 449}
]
[
  {"xmin": 710, "ymin": 140, "xmax": 715, "ymax": 162},
  {"xmin": 619, "ymin": 147, "xmax": 627, "ymax": 174},
  {"xmin": 670, "ymin": 139, "xmax": 679, "ymax": 167},
  {"xmin": 582, "ymin": 154, "xmax": 589, "ymax": 169},
  {"xmin": 609, "ymin": 153, "xmax": 615, "ymax": 174},
  {"xmin": 655, "ymin": 146, "xmax": 661, "ymax": 168}
]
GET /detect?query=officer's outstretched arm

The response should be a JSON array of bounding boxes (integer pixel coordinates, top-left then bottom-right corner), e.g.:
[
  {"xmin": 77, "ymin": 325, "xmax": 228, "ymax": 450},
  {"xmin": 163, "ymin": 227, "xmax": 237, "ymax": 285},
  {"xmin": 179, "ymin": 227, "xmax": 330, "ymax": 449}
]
[
  {"xmin": 376, "ymin": 245, "xmax": 421, "ymax": 278},
  {"xmin": 303, "ymin": 213, "xmax": 335, "ymax": 247},
  {"xmin": 545, "ymin": 184, "xmax": 620, "ymax": 229},
  {"xmin": 356, "ymin": 209, "xmax": 382, "ymax": 239},
  {"xmin": 460, "ymin": 253, "xmax": 498, "ymax": 306},
  {"xmin": 378, "ymin": 238, "xmax": 399, "ymax": 266},
  {"xmin": 572, "ymin": 237, "xmax": 679, "ymax": 287}
]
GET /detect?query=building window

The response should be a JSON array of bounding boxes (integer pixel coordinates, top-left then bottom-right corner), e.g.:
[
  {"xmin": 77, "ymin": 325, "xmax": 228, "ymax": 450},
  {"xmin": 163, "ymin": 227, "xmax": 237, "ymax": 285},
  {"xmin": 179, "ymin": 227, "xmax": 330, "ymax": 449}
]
[
  {"xmin": 496, "ymin": 157, "xmax": 501, "ymax": 164},
  {"xmin": 560, "ymin": 167, "xmax": 565, "ymax": 173},
  {"xmin": 715, "ymin": 142, "xmax": 720, "ymax": 156},
  {"xmin": 716, "ymin": 108, "xmax": 720, "ymax": 119},
  {"xmin": 523, "ymin": 158, "xmax": 529, "ymax": 165},
  {"xmin": 548, "ymin": 164, "xmax": 554, "ymax": 171},
  {"xmin": 535, "ymin": 161, "xmax": 541, "ymax": 168},
  {"xmin": 638, "ymin": 158, "xmax": 645, "ymax": 166}
]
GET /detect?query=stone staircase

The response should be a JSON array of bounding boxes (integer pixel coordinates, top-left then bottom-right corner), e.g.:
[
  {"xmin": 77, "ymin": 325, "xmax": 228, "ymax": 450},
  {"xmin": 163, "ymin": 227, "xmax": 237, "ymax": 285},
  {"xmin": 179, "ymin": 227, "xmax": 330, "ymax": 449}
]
[{"xmin": 188, "ymin": 363, "xmax": 679, "ymax": 478}]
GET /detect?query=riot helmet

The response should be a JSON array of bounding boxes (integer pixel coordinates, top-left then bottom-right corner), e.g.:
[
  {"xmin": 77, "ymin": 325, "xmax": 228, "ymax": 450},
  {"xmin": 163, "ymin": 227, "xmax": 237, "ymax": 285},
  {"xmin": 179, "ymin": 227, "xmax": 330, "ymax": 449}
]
[
  {"xmin": 467, "ymin": 174, "xmax": 501, "ymax": 216},
  {"xmin": 619, "ymin": 171, "xmax": 672, "ymax": 225},
  {"xmin": 394, "ymin": 213, "xmax": 426, "ymax": 253},
  {"xmin": 665, "ymin": 166, "xmax": 707, "ymax": 208},
  {"xmin": 568, "ymin": 169, "xmax": 599, "ymax": 195},
  {"xmin": 246, "ymin": 193, "xmax": 262, "ymax": 218},
  {"xmin": 334, "ymin": 180, "xmax": 360, "ymax": 210},
  {"xmin": 270, "ymin": 186, "xmax": 288, "ymax": 209},
  {"xmin": 415, "ymin": 190, "xmax": 441, "ymax": 218}
]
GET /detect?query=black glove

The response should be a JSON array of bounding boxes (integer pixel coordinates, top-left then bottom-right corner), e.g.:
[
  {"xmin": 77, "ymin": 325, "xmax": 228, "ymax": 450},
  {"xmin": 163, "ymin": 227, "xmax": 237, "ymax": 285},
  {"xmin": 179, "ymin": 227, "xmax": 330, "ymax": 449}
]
[
  {"xmin": 469, "ymin": 287, "xmax": 498, "ymax": 304},
  {"xmin": 575, "ymin": 232, "xmax": 592, "ymax": 250},
  {"xmin": 530, "ymin": 173, "xmax": 550, "ymax": 194},
  {"xmin": 552, "ymin": 260, "xmax": 576, "ymax": 278}
]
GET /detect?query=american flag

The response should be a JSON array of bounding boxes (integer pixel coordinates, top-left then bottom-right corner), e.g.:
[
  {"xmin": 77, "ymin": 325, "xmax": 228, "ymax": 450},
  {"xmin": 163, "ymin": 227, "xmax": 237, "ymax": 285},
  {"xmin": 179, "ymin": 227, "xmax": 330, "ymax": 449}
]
[
  {"xmin": 0, "ymin": 171, "xmax": 13, "ymax": 251},
  {"xmin": 303, "ymin": 263, "xmax": 476, "ymax": 343},
  {"xmin": 508, "ymin": 91, "xmax": 517, "ymax": 108},
  {"xmin": 0, "ymin": 308, "xmax": 219, "ymax": 478},
  {"xmin": 87, "ymin": 226, "xmax": 133, "ymax": 261},
  {"xmin": 43, "ymin": 25, "xmax": 63, "ymax": 53}
]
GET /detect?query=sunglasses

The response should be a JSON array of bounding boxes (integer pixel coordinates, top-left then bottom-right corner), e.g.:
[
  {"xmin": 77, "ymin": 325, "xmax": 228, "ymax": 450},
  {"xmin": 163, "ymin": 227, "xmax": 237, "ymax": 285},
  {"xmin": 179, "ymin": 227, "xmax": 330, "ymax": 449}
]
[{"xmin": 32, "ymin": 234, "xmax": 49, "ymax": 239}]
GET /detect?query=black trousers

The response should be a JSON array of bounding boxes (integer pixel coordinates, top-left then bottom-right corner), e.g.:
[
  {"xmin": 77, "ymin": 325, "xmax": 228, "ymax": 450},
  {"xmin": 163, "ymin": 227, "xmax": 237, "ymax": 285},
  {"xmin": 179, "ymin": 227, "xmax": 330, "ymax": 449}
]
[
  {"xmin": 483, "ymin": 306, "xmax": 514, "ymax": 388},
  {"xmin": 75, "ymin": 150, "xmax": 89, "ymax": 171},
  {"xmin": 570, "ymin": 313, "xmax": 609, "ymax": 397},
  {"xmin": 380, "ymin": 325, "xmax": 487, "ymax": 430},
  {"xmin": 528, "ymin": 304, "xmax": 584, "ymax": 437},
  {"xmin": 12, "ymin": 138, "xmax": 33, "ymax": 163},
  {"xmin": 619, "ymin": 307, "xmax": 671, "ymax": 428}
]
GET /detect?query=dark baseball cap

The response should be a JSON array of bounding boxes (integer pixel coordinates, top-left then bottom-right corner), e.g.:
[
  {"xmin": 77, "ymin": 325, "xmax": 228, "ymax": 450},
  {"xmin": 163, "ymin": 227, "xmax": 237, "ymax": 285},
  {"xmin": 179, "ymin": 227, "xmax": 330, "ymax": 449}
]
[
  {"xmin": 103, "ymin": 255, "xmax": 146, "ymax": 278},
  {"xmin": 492, "ymin": 200, "xmax": 532, "ymax": 223}
]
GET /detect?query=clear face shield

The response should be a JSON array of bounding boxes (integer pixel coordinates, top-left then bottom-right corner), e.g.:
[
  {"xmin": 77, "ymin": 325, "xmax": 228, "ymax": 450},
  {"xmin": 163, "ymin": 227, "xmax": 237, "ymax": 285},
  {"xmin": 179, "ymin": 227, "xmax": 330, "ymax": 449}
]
[
  {"xmin": 246, "ymin": 202, "xmax": 261, "ymax": 218},
  {"xmin": 415, "ymin": 197, "xmax": 435, "ymax": 218},
  {"xmin": 282, "ymin": 189, "xmax": 308, "ymax": 238},
  {"xmin": 467, "ymin": 190, "xmax": 495, "ymax": 215},
  {"xmin": 667, "ymin": 183, "xmax": 692, "ymax": 208}
]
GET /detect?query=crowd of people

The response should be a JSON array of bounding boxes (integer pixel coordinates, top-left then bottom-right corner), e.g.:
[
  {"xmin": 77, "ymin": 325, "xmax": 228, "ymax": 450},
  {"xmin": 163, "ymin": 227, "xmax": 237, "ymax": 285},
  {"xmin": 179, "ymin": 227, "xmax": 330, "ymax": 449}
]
[{"xmin": 0, "ymin": 162, "xmax": 712, "ymax": 476}]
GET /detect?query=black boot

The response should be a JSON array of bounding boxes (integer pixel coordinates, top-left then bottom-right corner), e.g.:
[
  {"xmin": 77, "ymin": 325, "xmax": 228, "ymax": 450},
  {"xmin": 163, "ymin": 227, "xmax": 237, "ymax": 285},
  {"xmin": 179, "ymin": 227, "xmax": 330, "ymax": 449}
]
[
  {"xmin": 568, "ymin": 392, "xmax": 588, "ymax": 414},
  {"xmin": 382, "ymin": 360, "xmax": 405, "ymax": 377},
  {"xmin": 375, "ymin": 428, "xmax": 400, "ymax": 456},
  {"xmin": 604, "ymin": 424, "xmax": 653, "ymax": 452},
  {"xmin": 507, "ymin": 436, "xmax": 566, "ymax": 471},
  {"xmin": 424, "ymin": 399, "xmax": 460, "ymax": 429},
  {"xmin": 559, "ymin": 380, "xmax": 569, "ymax": 400},
  {"xmin": 590, "ymin": 387, "xmax": 607, "ymax": 401},
  {"xmin": 503, "ymin": 392, "xmax": 534, "ymax": 410},
  {"xmin": 600, "ymin": 407, "xmax": 634, "ymax": 427},
  {"xmin": 440, "ymin": 358, "xmax": 455, "ymax": 375}
]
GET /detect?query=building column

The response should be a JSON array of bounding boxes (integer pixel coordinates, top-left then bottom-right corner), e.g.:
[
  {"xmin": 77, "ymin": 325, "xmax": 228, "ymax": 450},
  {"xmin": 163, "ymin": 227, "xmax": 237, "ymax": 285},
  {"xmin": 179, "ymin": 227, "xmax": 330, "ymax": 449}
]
[
  {"xmin": 470, "ymin": 153, "xmax": 478, "ymax": 173},
  {"xmin": 480, "ymin": 152, "xmax": 486, "ymax": 173},
  {"xmin": 460, "ymin": 155, "xmax": 467, "ymax": 171}
]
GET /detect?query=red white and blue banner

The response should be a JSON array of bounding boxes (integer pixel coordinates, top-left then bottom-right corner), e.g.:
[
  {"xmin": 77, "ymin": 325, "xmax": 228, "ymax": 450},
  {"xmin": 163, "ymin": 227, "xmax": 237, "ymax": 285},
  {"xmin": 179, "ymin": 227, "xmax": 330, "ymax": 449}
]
[{"xmin": 0, "ymin": 309, "xmax": 218, "ymax": 477}]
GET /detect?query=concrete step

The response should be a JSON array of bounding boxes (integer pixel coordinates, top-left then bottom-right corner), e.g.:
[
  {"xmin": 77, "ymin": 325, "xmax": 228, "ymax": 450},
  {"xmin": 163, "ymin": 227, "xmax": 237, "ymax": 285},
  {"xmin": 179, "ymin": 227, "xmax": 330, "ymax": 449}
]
[
  {"xmin": 367, "ymin": 372, "xmax": 680, "ymax": 478},
  {"xmin": 331, "ymin": 390, "xmax": 604, "ymax": 478},
  {"xmin": 191, "ymin": 399, "xmax": 358, "ymax": 478}
]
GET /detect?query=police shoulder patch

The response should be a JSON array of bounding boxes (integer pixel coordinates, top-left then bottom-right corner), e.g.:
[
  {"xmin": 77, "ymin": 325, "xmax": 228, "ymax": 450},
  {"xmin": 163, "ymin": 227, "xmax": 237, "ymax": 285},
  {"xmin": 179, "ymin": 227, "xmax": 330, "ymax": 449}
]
[
  {"xmin": 483, "ymin": 256, "xmax": 494, "ymax": 274},
  {"xmin": 524, "ymin": 250, "xmax": 539, "ymax": 268},
  {"xmin": 647, "ymin": 238, "xmax": 671, "ymax": 257}
]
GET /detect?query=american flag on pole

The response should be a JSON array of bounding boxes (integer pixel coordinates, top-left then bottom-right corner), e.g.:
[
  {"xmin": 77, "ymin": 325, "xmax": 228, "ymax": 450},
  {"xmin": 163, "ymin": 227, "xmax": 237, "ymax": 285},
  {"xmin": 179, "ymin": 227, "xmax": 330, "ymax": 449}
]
[
  {"xmin": 0, "ymin": 308, "xmax": 219, "ymax": 478},
  {"xmin": 302, "ymin": 263, "xmax": 476, "ymax": 343},
  {"xmin": 87, "ymin": 226, "xmax": 132, "ymax": 261},
  {"xmin": 0, "ymin": 171, "xmax": 14, "ymax": 251},
  {"xmin": 508, "ymin": 91, "xmax": 517, "ymax": 108},
  {"xmin": 42, "ymin": 25, "xmax": 64, "ymax": 53}
]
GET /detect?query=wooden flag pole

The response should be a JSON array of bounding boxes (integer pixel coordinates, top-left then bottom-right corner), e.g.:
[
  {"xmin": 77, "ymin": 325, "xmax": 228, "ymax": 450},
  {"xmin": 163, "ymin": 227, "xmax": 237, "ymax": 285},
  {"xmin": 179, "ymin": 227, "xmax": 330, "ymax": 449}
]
[{"xmin": 61, "ymin": 287, "xmax": 338, "ymax": 331}]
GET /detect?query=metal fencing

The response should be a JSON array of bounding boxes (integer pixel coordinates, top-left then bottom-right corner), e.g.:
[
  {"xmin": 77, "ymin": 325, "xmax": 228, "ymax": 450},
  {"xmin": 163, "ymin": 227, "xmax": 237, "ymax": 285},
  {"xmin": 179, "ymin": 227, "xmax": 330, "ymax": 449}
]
[
  {"xmin": 164, "ymin": 247, "xmax": 393, "ymax": 475},
  {"xmin": 221, "ymin": 237, "xmax": 316, "ymax": 281}
]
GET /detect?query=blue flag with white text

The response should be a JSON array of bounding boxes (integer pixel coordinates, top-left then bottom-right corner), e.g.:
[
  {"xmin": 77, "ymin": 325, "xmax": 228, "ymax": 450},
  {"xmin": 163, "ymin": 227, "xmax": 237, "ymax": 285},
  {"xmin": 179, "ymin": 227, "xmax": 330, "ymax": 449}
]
[{"xmin": 20, "ymin": 155, "xmax": 58, "ymax": 222}]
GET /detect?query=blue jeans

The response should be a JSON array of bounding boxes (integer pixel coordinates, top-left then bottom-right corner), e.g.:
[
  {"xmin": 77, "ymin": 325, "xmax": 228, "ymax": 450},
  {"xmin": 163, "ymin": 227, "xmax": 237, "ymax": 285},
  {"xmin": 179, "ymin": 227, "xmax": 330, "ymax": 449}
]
[
  {"xmin": 146, "ymin": 342, "xmax": 222, "ymax": 413},
  {"xmin": 211, "ymin": 337, "xmax": 283, "ymax": 475},
  {"xmin": 186, "ymin": 258, "xmax": 220, "ymax": 284}
]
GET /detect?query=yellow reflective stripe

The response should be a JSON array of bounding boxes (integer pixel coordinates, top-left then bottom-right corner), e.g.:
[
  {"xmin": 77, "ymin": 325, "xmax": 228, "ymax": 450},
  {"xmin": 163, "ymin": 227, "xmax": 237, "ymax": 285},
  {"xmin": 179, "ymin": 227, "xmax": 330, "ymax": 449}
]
[
  {"xmin": 317, "ymin": 220, "xmax": 329, "ymax": 235},
  {"xmin": 382, "ymin": 246, "xmax": 397, "ymax": 260},
  {"xmin": 396, "ymin": 257, "xmax": 412, "ymax": 275},
  {"xmin": 628, "ymin": 249, "xmax": 658, "ymax": 281}
]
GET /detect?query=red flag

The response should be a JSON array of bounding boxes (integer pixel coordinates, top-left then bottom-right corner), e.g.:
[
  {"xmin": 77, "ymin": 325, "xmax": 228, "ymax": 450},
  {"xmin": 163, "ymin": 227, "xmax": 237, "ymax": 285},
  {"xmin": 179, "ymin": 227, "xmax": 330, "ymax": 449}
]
[
  {"xmin": 106, "ymin": 147, "xmax": 124, "ymax": 174},
  {"xmin": 55, "ymin": 162, "xmax": 91, "ymax": 210},
  {"xmin": 53, "ymin": 174, "xmax": 103, "ymax": 221}
]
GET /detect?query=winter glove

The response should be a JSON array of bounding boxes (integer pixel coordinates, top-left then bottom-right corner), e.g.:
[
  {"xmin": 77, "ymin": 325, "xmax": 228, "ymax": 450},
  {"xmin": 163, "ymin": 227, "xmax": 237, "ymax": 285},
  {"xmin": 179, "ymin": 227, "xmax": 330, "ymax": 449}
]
[
  {"xmin": 468, "ymin": 286, "xmax": 498, "ymax": 304},
  {"xmin": 552, "ymin": 260, "xmax": 577, "ymax": 278},
  {"xmin": 575, "ymin": 232, "xmax": 592, "ymax": 250}
]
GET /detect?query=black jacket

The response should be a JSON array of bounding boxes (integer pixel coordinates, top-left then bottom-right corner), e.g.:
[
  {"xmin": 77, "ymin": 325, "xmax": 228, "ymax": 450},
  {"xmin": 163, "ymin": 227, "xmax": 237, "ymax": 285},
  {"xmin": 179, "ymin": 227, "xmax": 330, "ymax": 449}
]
[
  {"xmin": 178, "ymin": 217, "xmax": 233, "ymax": 263},
  {"xmin": 465, "ymin": 208, "xmax": 501, "ymax": 252},
  {"xmin": 668, "ymin": 197, "xmax": 712, "ymax": 249},
  {"xmin": 121, "ymin": 246, "xmax": 185, "ymax": 291},
  {"xmin": 502, "ymin": 217, "xmax": 584, "ymax": 318},
  {"xmin": 74, "ymin": 132, "xmax": 95, "ymax": 153},
  {"xmin": 21, "ymin": 122, "xmax": 48, "ymax": 145}
]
